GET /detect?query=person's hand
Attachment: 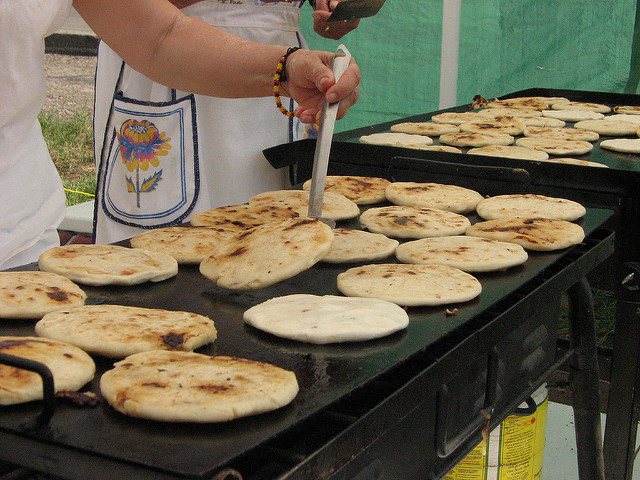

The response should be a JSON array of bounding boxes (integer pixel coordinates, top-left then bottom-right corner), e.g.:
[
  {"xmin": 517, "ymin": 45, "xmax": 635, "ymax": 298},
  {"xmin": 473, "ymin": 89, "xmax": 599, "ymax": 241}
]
[
  {"xmin": 312, "ymin": 0, "xmax": 360, "ymax": 39},
  {"xmin": 280, "ymin": 49, "xmax": 360, "ymax": 123}
]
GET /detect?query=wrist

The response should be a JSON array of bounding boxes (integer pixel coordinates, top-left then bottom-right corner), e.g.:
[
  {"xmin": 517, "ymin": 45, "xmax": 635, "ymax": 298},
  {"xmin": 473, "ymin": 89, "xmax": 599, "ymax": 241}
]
[
  {"xmin": 274, "ymin": 47, "xmax": 301, "ymax": 117},
  {"xmin": 278, "ymin": 46, "xmax": 301, "ymax": 83}
]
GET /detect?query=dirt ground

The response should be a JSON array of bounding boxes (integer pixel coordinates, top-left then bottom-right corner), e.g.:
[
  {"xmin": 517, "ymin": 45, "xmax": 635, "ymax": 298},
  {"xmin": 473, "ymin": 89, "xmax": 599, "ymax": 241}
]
[{"xmin": 43, "ymin": 53, "xmax": 96, "ymax": 118}]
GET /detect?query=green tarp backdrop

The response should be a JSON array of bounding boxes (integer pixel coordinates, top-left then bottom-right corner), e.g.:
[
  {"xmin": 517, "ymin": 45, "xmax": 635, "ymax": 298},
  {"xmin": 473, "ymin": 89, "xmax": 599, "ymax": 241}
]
[{"xmin": 299, "ymin": 0, "xmax": 640, "ymax": 132}]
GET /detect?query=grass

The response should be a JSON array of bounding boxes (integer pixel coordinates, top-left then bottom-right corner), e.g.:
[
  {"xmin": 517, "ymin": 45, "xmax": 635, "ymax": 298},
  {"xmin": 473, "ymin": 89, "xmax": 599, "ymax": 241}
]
[
  {"xmin": 558, "ymin": 289, "xmax": 617, "ymax": 350},
  {"xmin": 38, "ymin": 109, "xmax": 96, "ymax": 206}
]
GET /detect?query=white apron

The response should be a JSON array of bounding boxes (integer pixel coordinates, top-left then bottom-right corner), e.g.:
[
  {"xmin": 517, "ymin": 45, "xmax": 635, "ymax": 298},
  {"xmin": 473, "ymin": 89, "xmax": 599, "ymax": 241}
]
[
  {"xmin": 0, "ymin": 0, "xmax": 71, "ymax": 269},
  {"xmin": 93, "ymin": 0, "xmax": 313, "ymax": 244}
]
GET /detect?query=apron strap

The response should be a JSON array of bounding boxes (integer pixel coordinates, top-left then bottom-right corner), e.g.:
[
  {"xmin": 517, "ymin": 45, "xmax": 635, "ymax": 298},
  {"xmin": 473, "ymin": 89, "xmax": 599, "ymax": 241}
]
[{"xmin": 114, "ymin": 61, "xmax": 177, "ymax": 99}]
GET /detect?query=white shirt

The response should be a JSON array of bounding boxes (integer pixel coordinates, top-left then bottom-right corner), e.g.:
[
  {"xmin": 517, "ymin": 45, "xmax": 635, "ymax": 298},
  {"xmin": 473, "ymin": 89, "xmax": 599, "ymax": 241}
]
[{"xmin": 0, "ymin": 0, "xmax": 71, "ymax": 268}]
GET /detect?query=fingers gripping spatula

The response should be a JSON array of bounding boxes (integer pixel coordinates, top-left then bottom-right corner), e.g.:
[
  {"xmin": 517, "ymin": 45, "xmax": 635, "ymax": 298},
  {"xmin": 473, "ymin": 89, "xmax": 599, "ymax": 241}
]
[{"xmin": 307, "ymin": 44, "xmax": 352, "ymax": 228}]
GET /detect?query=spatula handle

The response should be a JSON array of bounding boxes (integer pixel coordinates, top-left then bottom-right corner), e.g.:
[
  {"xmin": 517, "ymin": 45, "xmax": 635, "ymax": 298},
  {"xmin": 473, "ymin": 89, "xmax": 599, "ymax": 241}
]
[{"xmin": 307, "ymin": 45, "xmax": 352, "ymax": 221}]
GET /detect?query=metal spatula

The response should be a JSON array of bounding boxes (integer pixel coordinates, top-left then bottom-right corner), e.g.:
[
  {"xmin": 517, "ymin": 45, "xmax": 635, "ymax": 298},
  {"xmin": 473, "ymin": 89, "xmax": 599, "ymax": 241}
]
[
  {"xmin": 307, "ymin": 44, "xmax": 352, "ymax": 228},
  {"xmin": 327, "ymin": 0, "xmax": 386, "ymax": 22}
]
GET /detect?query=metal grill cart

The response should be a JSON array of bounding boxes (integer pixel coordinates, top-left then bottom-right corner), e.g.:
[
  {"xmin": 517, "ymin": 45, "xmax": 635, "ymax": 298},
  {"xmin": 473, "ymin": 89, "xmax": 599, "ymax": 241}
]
[
  {"xmin": 1, "ymin": 184, "xmax": 614, "ymax": 477},
  {"xmin": 264, "ymin": 87, "xmax": 640, "ymax": 480}
]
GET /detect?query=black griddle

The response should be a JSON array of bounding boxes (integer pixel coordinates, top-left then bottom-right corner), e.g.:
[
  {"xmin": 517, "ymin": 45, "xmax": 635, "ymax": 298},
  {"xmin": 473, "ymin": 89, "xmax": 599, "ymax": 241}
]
[
  {"xmin": 0, "ymin": 205, "xmax": 614, "ymax": 480},
  {"xmin": 267, "ymin": 89, "xmax": 638, "ymax": 267},
  {"xmin": 263, "ymin": 87, "xmax": 640, "ymax": 480}
]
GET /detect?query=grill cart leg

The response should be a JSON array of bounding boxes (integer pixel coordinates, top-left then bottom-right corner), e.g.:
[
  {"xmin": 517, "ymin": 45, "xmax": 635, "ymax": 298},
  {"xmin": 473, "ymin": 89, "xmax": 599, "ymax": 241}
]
[
  {"xmin": 568, "ymin": 277, "xmax": 605, "ymax": 480},
  {"xmin": 603, "ymin": 262, "xmax": 640, "ymax": 480}
]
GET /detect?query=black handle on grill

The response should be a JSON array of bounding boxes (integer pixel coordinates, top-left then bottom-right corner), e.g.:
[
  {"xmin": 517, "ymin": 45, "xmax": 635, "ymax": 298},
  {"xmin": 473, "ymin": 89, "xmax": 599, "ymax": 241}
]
[
  {"xmin": 389, "ymin": 156, "xmax": 531, "ymax": 186},
  {"xmin": 0, "ymin": 353, "xmax": 56, "ymax": 430},
  {"xmin": 435, "ymin": 346, "xmax": 499, "ymax": 458}
]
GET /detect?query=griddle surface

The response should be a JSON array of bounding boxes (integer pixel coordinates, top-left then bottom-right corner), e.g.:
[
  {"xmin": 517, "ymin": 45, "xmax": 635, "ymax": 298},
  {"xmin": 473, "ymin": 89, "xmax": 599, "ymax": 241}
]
[
  {"xmin": 332, "ymin": 87, "xmax": 640, "ymax": 173},
  {"xmin": 0, "ymin": 208, "xmax": 612, "ymax": 479}
]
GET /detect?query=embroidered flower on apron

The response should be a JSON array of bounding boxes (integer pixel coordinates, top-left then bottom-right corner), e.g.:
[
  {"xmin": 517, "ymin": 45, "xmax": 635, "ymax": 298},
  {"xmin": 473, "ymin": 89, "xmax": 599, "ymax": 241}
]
[{"xmin": 117, "ymin": 119, "xmax": 171, "ymax": 207}]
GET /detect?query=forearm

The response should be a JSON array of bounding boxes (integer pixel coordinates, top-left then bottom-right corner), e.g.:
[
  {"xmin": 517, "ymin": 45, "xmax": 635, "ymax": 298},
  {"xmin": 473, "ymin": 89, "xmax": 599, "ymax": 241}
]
[
  {"xmin": 140, "ymin": 16, "xmax": 287, "ymax": 98},
  {"xmin": 74, "ymin": 0, "xmax": 286, "ymax": 98},
  {"xmin": 73, "ymin": 0, "xmax": 360, "ymax": 121}
]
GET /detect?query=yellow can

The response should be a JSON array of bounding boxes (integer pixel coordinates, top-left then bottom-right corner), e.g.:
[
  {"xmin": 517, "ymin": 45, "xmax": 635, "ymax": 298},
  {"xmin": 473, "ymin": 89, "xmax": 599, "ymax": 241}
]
[{"xmin": 443, "ymin": 384, "xmax": 548, "ymax": 480}]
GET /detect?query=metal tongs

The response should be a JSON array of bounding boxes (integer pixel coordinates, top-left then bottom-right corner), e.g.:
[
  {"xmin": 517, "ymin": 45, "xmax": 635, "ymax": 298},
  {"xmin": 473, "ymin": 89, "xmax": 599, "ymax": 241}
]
[
  {"xmin": 307, "ymin": 44, "xmax": 352, "ymax": 228},
  {"xmin": 327, "ymin": 0, "xmax": 387, "ymax": 22}
]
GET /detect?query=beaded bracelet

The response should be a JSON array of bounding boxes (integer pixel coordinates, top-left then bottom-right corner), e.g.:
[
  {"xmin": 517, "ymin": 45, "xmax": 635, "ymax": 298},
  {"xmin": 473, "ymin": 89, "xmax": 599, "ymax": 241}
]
[{"xmin": 274, "ymin": 46, "xmax": 301, "ymax": 118}]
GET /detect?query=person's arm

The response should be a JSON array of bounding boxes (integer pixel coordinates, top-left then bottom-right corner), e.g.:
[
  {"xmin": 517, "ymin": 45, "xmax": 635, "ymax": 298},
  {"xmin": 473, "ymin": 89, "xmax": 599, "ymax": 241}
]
[{"xmin": 73, "ymin": 0, "xmax": 359, "ymax": 121}]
